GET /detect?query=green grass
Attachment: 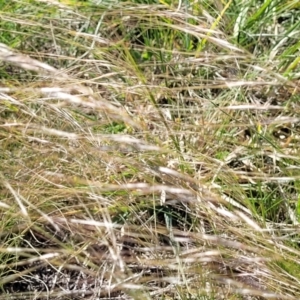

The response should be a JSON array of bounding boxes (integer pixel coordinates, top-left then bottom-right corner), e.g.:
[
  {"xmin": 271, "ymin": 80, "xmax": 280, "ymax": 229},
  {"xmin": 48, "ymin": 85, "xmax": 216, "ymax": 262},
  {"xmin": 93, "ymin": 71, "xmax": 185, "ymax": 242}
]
[{"xmin": 0, "ymin": 0, "xmax": 300, "ymax": 299}]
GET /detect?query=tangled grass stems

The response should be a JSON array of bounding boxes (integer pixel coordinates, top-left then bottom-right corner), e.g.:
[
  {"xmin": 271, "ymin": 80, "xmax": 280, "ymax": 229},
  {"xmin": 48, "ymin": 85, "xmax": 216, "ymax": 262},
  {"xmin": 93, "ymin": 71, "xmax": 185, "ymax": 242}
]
[{"xmin": 0, "ymin": 0, "xmax": 300, "ymax": 299}]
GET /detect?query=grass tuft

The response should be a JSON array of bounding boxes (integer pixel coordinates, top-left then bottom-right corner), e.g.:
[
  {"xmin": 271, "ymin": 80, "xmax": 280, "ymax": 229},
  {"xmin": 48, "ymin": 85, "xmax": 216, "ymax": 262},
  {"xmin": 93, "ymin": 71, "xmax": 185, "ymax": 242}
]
[{"xmin": 0, "ymin": 0, "xmax": 300, "ymax": 299}]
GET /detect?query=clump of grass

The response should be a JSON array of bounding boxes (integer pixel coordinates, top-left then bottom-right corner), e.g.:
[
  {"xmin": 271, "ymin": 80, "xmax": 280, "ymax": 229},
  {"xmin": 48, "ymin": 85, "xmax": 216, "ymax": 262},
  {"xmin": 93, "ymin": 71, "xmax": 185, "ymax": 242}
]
[{"xmin": 0, "ymin": 0, "xmax": 300, "ymax": 299}]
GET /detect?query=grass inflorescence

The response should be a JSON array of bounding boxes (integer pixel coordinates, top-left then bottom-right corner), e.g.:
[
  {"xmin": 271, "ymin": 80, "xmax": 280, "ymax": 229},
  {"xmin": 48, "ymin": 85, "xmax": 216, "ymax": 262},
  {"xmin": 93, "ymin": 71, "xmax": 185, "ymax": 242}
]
[{"xmin": 0, "ymin": 0, "xmax": 300, "ymax": 299}]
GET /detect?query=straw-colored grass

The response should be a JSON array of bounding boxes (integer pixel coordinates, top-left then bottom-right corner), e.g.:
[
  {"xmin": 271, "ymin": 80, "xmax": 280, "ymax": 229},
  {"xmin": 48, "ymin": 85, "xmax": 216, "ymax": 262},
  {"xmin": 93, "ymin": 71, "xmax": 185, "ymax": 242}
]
[{"xmin": 0, "ymin": 1, "xmax": 300, "ymax": 299}]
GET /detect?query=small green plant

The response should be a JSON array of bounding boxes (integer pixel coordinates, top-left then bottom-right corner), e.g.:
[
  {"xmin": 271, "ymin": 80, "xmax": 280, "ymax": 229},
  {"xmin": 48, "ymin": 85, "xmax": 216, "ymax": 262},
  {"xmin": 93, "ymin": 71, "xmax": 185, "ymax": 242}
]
[{"xmin": 102, "ymin": 121, "xmax": 127, "ymax": 134}]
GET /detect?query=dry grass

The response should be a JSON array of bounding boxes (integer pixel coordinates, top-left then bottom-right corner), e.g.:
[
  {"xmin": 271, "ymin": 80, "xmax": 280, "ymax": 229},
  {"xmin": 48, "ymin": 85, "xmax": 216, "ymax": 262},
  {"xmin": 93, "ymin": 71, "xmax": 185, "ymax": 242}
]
[{"xmin": 0, "ymin": 1, "xmax": 300, "ymax": 299}]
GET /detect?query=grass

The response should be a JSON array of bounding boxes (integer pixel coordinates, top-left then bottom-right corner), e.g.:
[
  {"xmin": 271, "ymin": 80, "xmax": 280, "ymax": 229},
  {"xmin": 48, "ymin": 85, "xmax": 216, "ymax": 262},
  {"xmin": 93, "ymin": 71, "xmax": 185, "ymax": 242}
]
[{"xmin": 0, "ymin": 0, "xmax": 300, "ymax": 299}]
